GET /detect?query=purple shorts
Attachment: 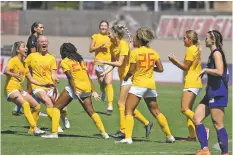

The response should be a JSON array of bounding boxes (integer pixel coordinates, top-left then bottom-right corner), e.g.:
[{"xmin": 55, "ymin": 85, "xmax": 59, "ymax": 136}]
[{"xmin": 200, "ymin": 95, "xmax": 228, "ymax": 108}]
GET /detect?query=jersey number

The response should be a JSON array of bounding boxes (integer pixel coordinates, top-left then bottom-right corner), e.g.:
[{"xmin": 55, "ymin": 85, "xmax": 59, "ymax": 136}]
[{"xmin": 138, "ymin": 53, "xmax": 155, "ymax": 68}]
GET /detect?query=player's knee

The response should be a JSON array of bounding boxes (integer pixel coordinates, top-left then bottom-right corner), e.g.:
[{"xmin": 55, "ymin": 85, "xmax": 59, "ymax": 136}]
[
  {"xmin": 181, "ymin": 107, "xmax": 190, "ymax": 113},
  {"xmin": 212, "ymin": 120, "xmax": 224, "ymax": 130},
  {"xmin": 193, "ymin": 115, "xmax": 201, "ymax": 125},
  {"xmin": 42, "ymin": 97, "xmax": 53, "ymax": 107}
]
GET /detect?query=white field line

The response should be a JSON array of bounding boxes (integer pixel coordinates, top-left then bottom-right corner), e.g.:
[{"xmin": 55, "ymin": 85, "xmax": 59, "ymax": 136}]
[{"xmin": 212, "ymin": 140, "xmax": 232, "ymax": 151}]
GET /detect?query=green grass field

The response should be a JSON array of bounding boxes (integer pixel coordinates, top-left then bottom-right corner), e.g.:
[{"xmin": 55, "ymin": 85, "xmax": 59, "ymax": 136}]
[{"xmin": 1, "ymin": 77, "xmax": 232, "ymax": 155}]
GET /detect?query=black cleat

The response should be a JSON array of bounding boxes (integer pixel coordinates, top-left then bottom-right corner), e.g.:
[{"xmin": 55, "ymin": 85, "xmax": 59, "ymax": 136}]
[
  {"xmin": 145, "ymin": 122, "xmax": 153, "ymax": 137},
  {"xmin": 12, "ymin": 110, "xmax": 24, "ymax": 116},
  {"xmin": 111, "ymin": 131, "xmax": 125, "ymax": 138}
]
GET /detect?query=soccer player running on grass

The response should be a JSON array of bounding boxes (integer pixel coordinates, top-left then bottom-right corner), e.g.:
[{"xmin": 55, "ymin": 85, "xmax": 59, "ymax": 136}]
[
  {"xmin": 95, "ymin": 24, "xmax": 153, "ymax": 138},
  {"xmin": 42, "ymin": 43, "xmax": 109, "ymax": 139}
]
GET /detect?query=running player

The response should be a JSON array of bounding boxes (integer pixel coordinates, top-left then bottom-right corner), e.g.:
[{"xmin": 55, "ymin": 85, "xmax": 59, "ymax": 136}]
[
  {"xmin": 89, "ymin": 20, "xmax": 114, "ymax": 113},
  {"xmin": 12, "ymin": 22, "xmax": 44, "ymax": 116},
  {"xmin": 117, "ymin": 27, "xmax": 175, "ymax": 144},
  {"xmin": 4, "ymin": 41, "xmax": 53, "ymax": 135},
  {"xmin": 25, "ymin": 35, "xmax": 69, "ymax": 132},
  {"xmin": 168, "ymin": 30, "xmax": 208, "ymax": 141},
  {"xmin": 95, "ymin": 25, "xmax": 153, "ymax": 138},
  {"xmin": 41, "ymin": 43, "xmax": 109, "ymax": 139},
  {"xmin": 193, "ymin": 30, "xmax": 229, "ymax": 155}
]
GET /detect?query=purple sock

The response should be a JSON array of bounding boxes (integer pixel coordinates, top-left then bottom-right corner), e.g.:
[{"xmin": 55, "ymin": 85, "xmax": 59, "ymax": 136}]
[
  {"xmin": 217, "ymin": 128, "xmax": 228, "ymax": 154},
  {"xmin": 195, "ymin": 124, "xmax": 208, "ymax": 149}
]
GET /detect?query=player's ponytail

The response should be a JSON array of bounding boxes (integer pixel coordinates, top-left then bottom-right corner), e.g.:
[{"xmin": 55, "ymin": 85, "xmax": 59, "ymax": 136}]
[
  {"xmin": 60, "ymin": 43, "xmax": 83, "ymax": 64},
  {"xmin": 186, "ymin": 30, "xmax": 201, "ymax": 66}
]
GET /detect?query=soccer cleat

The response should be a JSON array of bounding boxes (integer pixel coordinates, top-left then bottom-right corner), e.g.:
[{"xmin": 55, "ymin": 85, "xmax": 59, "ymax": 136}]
[
  {"xmin": 111, "ymin": 131, "xmax": 125, "ymax": 138},
  {"xmin": 115, "ymin": 138, "xmax": 133, "ymax": 144},
  {"xmin": 165, "ymin": 136, "xmax": 175, "ymax": 143},
  {"xmin": 58, "ymin": 126, "xmax": 64, "ymax": 133},
  {"xmin": 39, "ymin": 112, "xmax": 48, "ymax": 117},
  {"xmin": 107, "ymin": 105, "xmax": 113, "ymax": 113},
  {"xmin": 102, "ymin": 133, "xmax": 110, "ymax": 139},
  {"xmin": 196, "ymin": 148, "xmax": 211, "ymax": 155},
  {"xmin": 41, "ymin": 133, "xmax": 58, "ymax": 139},
  {"xmin": 61, "ymin": 117, "xmax": 70, "ymax": 129},
  {"xmin": 12, "ymin": 110, "xmax": 24, "ymax": 116},
  {"xmin": 145, "ymin": 122, "xmax": 153, "ymax": 137},
  {"xmin": 205, "ymin": 127, "xmax": 210, "ymax": 140},
  {"xmin": 34, "ymin": 128, "xmax": 46, "ymax": 136},
  {"xmin": 101, "ymin": 91, "xmax": 106, "ymax": 101}
]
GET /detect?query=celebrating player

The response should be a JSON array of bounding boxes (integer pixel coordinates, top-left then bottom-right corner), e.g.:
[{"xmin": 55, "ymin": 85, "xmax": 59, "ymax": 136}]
[
  {"xmin": 89, "ymin": 20, "xmax": 114, "ymax": 113},
  {"xmin": 168, "ymin": 30, "xmax": 209, "ymax": 141},
  {"xmin": 117, "ymin": 27, "xmax": 175, "ymax": 144},
  {"xmin": 4, "ymin": 41, "xmax": 53, "ymax": 135},
  {"xmin": 95, "ymin": 24, "xmax": 153, "ymax": 138},
  {"xmin": 193, "ymin": 30, "xmax": 229, "ymax": 155},
  {"xmin": 42, "ymin": 43, "xmax": 109, "ymax": 139}
]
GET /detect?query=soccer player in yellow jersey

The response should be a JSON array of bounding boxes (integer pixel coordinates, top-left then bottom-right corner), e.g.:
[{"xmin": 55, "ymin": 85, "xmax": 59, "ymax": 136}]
[
  {"xmin": 89, "ymin": 20, "xmax": 114, "ymax": 113},
  {"xmin": 168, "ymin": 30, "xmax": 209, "ymax": 141},
  {"xmin": 4, "ymin": 41, "xmax": 54, "ymax": 135},
  {"xmin": 95, "ymin": 25, "xmax": 153, "ymax": 138},
  {"xmin": 117, "ymin": 27, "xmax": 175, "ymax": 144},
  {"xmin": 42, "ymin": 43, "xmax": 109, "ymax": 139},
  {"xmin": 25, "ymin": 35, "xmax": 69, "ymax": 132}
]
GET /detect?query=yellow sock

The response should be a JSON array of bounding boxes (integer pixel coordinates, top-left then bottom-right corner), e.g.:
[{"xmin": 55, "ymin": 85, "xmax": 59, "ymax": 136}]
[
  {"xmin": 106, "ymin": 84, "xmax": 114, "ymax": 106},
  {"xmin": 52, "ymin": 108, "xmax": 60, "ymax": 134},
  {"xmin": 187, "ymin": 117, "xmax": 196, "ymax": 138},
  {"xmin": 119, "ymin": 105, "xmax": 126, "ymax": 133},
  {"xmin": 46, "ymin": 108, "xmax": 53, "ymax": 119},
  {"xmin": 156, "ymin": 113, "xmax": 172, "ymax": 137},
  {"xmin": 125, "ymin": 115, "xmax": 134, "ymax": 139},
  {"xmin": 183, "ymin": 110, "xmax": 196, "ymax": 138},
  {"xmin": 29, "ymin": 104, "xmax": 41, "ymax": 132},
  {"xmin": 22, "ymin": 102, "xmax": 36, "ymax": 130},
  {"xmin": 91, "ymin": 113, "xmax": 106, "ymax": 134},
  {"xmin": 134, "ymin": 109, "xmax": 149, "ymax": 126}
]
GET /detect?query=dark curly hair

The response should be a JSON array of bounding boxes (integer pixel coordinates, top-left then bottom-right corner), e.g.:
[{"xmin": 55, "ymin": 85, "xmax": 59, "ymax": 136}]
[{"xmin": 60, "ymin": 43, "xmax": 83, "ymax": 64}]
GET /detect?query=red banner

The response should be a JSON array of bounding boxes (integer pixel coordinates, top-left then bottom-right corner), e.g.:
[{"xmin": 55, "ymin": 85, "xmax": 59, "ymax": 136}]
[
  {"xmin": 1, "ymin": 10, "xmax": 20, "ymax": 35},
  {"xmin": 156, "ymin": 15, "xmax": 232, "ymax": 40}
]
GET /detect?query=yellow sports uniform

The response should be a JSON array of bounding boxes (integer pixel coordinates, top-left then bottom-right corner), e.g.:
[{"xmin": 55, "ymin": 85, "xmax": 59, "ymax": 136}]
[
  {"xmin": 111, "ymin": 40, "xmax": 130, "ymax": 81},
  {"xmin": 92, "ymin": 33, "xmax": 111, "ymax": 65},
  {"xmin": 5, "ymin": 56, "xmax": 29, "ymax": 94},
  {"xmin": 61, "ymin": 58, "xmax": 92, "ymax": 93},
  {"xmin": 24, "ymin": 52, "xmax": 57, "ymax": 90},
  {"xmin": 184, "ymin": 45, "xmax": 202, "ymax": 89},
  {"xmin": 130, "ymin": 46, "xmax": 160, "ymax": 90}
]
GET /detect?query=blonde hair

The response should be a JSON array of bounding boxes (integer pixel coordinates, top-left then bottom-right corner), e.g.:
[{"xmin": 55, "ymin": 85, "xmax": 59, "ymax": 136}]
[
  {"xmin": 186, "ymin": 30, "xmax": 201, "ymax": 66},
  {"xmin": 111, "ymin": 24, "xmax": 131, "ymax": 41},
  {"xmin": 136, "ymin": 27, "xmax": 154, "ymax": 46},
  {"xmin": 11, "ymin": 41, "xmax": 25, "ymax": 57}
]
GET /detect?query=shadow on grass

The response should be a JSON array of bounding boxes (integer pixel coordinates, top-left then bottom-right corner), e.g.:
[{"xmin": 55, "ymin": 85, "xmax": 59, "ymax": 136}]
[{"xmin": 9, "ymin": 125, "xmax": 49, "ymax": 131}]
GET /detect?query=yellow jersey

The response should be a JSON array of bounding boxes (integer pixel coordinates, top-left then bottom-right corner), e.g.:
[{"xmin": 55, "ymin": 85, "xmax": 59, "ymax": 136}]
[
  {"xmin": 184, "ymin": 45, "xmax": 202, "ymax": 88},
  {"xmin": 5, "ymin": 56, "xmax": 29, "ymax": 94},
  {"xmin": 130, "ymin": 46, "xmax": 160, "ymax": 89},
  {"xmin": 111, "ymin": 40, "xmax": 130, "ymax": 81},
  {"xmin": 25, "ymin": 52, "xmax": 57, "ymax": 90},
  {"xmin": 92, "ymin": 33, "xmax": 111, "ymax": 65},
  {"xmin": 61, "ymin": 58, "xmax": 92, "ymax": 93}
]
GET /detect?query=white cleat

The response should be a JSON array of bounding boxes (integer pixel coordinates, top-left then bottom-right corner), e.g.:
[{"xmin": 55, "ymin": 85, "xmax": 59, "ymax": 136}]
[
  {"xmin": 58, "ymin": 126, "xmax": 64, "ymax": 133},
  {"xmin": 107, "ymin": 105, "xmax": 113, "ymax": 114},
  {"xmin": 61, "ymin": 117, "xmax": 70, "ymax": 129},
  {"xmin": 102, "ymin": 133, "xmax": 110, "ymax": 139},
  {"xmin": 41, "ymin": 133, "xmax": 58, "ymax": 139},
  {"xmin": 165, "ymin": 136, "xmax": 175, "ymax": 143},
  {"xmin": 34, "ymin": 128, "xmax": 46, "ymax": 136},
  {"xmin": 115, "ymin": 138, "xmax": 133, "ymax": 144}
]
